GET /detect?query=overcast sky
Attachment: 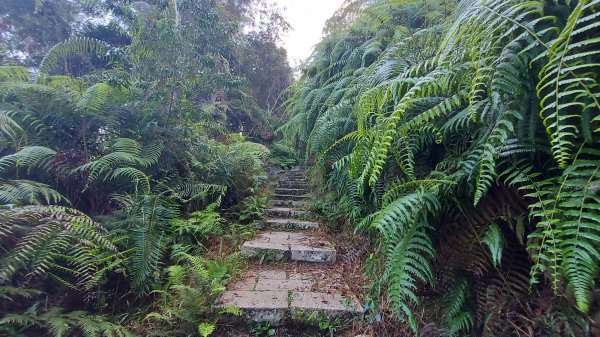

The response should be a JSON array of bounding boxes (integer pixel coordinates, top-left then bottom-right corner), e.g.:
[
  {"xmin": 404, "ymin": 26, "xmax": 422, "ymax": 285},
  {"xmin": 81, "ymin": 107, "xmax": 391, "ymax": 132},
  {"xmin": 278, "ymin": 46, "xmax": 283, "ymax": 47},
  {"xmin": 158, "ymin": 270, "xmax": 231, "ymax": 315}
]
[{"xmin": 273, "ymin": 0, "xmax": 345, "ymax": 67}]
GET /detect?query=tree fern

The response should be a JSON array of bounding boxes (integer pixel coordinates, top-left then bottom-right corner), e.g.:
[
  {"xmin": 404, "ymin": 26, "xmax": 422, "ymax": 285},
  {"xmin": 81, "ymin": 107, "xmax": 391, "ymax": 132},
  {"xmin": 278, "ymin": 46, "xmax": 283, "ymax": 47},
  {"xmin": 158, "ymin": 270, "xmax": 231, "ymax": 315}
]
[
  {"xmin": 0, "ymin": 206, "xmax": 116, "ymax": 290},
  {"xmin": 0, "ymin": 146, "xmax": 56, "ymax": 176},
  {"xmin": 77, "ymin": 83, "xmax": 111, "ymax": 116},
  {"xmin": 0, "ymin": 180, "xmax": 65, "ymax": 205},
  {"xmin": 74, "ymin": 138, "xmax": 163, "ymax": 188},
  {"xmin": 0, "ymin": 66, "xmax": 31, "ymax": 81},
  {"xmin": 0, "ymin": 110, "xmax": 26, "ymax": 147},
  {"xmin": 39, "ymin": 37, "xmax": 112, "ymax": 75}
]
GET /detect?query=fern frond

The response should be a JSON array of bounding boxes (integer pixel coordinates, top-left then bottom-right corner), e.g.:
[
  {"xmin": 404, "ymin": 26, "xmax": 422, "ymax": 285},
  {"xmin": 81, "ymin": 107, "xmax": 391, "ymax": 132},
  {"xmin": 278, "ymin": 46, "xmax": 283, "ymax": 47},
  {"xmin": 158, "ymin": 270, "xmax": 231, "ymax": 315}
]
[
  {"xmin": 39, "ymin": 37, "xmax": 111, "ymax": 75},
  {"xmin": 0, "ymin": 180, "xmax": 66, "ymax": 205},
  {"xmin": 77, "ymin": 82, "xmax": 111, "ymax": 115},
  {"xmin": 535, "ymin": 0, "xmax": 600, "ymax": 168},
  {"xmin": 527, "ymin": 152, "xmax": 600, "ymax": 312},
  {"xmin": 0, "ymin": 205, "xmax": 115, "ymax": 289},
  {"xmin": 0, "ymin": 66, "xmax": 31, "ymax": 81},
  {"xmin": 482, "ymin": 223, "xmax": 503, "ymax": 267},
  {"xmin": 384, "ymin": 222, "xmax": 435, "ymax": 333},
  {"xmin": 0, "ymin": 146, "xmax": 56, "ymax": 174},
  {"xmin": 0, "ymin": 110, "xmax": 26, "ymax": 146},
  {"xmin": 441, "ymin": 276, "xmax": 474, "ymax": 334}
]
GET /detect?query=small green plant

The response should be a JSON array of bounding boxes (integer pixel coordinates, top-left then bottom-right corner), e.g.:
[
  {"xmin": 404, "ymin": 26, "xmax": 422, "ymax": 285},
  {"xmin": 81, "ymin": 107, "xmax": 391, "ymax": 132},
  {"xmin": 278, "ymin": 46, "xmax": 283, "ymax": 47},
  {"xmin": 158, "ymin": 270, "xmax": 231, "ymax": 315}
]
[
  {"xmin": 239, "ymin": 196, "xmax": 267, "ymax": 223},
  {"xmin": 171, "ymin": 203, "xmax": 224, "ymax": 244},
  {"xmin": 318, "ymin": 319, "xmax": 335, "ymax": 336},
  {"xmin": 250, "ymin": 321, "xmax": 276, "ymax": 336},
  {"xmin": 257, "ymin": 249, "xmax": 283, "ymax": 263},
  {"xmin": 198, "ymin": 322, "xmax": 216, "ymax": 337}
]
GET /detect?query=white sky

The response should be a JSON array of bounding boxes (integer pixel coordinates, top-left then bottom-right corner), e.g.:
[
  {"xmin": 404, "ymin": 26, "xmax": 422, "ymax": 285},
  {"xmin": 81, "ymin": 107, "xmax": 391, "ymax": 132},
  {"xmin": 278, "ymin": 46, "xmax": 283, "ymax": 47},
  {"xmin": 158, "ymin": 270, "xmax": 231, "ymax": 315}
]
[{"xmin": 273, "ymin": 0, "xmax": 345, "ymax": 67}]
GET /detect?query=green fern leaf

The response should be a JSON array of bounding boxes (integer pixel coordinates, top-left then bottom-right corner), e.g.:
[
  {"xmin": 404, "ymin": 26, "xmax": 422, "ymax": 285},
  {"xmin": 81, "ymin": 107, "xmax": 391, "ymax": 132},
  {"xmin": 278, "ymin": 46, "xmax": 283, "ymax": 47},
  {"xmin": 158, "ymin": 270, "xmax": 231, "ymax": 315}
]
[{"xmin": 482, "ymin": 223, "xmax": 504, "ymax": 267}]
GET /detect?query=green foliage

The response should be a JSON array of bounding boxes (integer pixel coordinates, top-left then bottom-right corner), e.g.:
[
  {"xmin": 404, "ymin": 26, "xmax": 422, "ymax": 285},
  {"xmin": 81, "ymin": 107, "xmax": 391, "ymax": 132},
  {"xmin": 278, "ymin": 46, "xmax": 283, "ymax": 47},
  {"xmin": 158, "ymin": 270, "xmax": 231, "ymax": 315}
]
[
  {"xmin": 526, "ymin": 151, "xmax": 600, "ymax": 313},
  {"xmin": 198, "ymin": 322, "xmax": 216, "ymax": 337},
  {"xmin": 250, "ymin": 321, "xmax": 276, "ymax": 336},
  {"xmin": 482, "ymin": 223, "xmax": 503, "ymax": 268},
  {"xmin": 239, "ymin": 195, "xmax": 267, "ymax": 223},
  {"xmin": 0, "ymin": 306, "xmax": 136, "ymax": 337},
  {"xmin": 142, "ymin": 250, "xmax": 244, "ymax": 336},
  {"xmin": 170, "ymin": 203, "xmax": 224, "ymax": 243},
  {"xmin": 535, "ymin": 0, "xmax": 600, "ymax": 168},
  {"xmin": 75, "ymin": 138, "xmax": 163, "ymax": 191},
  {"xmin": 39, "ymin": 37, "xmax": 111, "ymax": 75},
  {"xmin": 268, "ymin": 141, "xmax": 298, "ymax": 168},
  {"xmin": 441, "ymin": 277, "xmax": 473, "ymax": 334},
  {"xmin": 0, "ymin": 205, "xmax": 117, "ymax": 290},
  {"xmin": 1, "ymin": 0, "xmax": 287, "ymax": 334},
  {"xmin": 284, "ymin": 0, "xmax": 600, "ymax": 334}
]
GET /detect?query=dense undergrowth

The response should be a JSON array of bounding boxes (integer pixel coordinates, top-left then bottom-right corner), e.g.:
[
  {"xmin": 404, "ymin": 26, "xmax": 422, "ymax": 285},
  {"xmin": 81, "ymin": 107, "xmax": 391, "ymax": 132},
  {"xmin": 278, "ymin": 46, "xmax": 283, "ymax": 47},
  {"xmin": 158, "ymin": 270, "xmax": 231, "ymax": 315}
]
[
  {"xmin": 282, "ymin": 0, "xmax": 600, "ymax": 336},
  {"xmin": 0, "ymin": 0, "xmax": 293, "ymax": 336}
]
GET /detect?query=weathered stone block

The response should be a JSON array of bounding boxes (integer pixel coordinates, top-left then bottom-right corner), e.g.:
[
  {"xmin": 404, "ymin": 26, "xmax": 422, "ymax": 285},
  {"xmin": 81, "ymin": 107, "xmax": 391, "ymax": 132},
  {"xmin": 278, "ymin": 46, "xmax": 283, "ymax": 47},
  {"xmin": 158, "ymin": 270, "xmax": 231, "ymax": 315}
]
[
  {"xmin": 240, "ymin": 241, "xmax": 288, "ymax": 260},
  {"xmin": 217, "ymin": 290, "xmax": 288, "ymax": 323},
  {"xmin": 290, "ymin": 244, "xmax": 336, "ymax": 263}
]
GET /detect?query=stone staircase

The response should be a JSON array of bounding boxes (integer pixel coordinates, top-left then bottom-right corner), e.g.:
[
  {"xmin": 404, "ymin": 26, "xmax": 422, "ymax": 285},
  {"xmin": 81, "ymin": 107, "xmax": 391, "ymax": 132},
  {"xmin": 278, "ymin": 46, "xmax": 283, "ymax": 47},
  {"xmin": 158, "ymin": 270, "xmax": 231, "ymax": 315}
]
[{"xmin": 216, "ymin": 167, "xmax": 362, "ymax": 324}]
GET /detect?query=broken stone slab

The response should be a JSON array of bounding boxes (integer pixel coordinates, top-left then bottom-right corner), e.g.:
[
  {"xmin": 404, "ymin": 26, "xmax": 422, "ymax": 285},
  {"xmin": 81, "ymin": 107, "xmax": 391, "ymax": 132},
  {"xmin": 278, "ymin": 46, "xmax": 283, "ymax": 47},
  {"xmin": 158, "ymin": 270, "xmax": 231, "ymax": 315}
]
[
  {"xmin": 240, "ymin": 231, "xmax": 336, "ymax": 263},
  {"xmin": 216, "ymin": 290, "xmax": 288, "ymax": 323},
  {"xmin": 266, "ymin": 218, "xmax": 320, "ymax": 230},
  {"xmin": 291, "ymin": 243, "xmax": 336, "ymax": 263}
]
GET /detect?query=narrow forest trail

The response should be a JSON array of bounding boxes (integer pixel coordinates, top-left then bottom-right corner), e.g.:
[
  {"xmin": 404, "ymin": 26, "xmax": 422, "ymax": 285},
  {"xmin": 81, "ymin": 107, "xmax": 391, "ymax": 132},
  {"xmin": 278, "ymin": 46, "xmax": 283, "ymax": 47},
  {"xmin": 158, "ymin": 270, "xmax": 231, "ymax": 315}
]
[{"xmin": 217, "ymin": 167, "xmax": 362, "ymax": 327}]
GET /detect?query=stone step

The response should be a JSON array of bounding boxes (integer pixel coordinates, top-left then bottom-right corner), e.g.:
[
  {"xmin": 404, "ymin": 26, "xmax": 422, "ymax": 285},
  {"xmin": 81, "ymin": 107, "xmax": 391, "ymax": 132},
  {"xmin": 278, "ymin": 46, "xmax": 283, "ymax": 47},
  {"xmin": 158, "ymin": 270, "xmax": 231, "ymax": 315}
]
[
  {"xmin": 278, "ymin": 181, "xmax": 307, "ymax": 189},
  {"xmin": 240, "ymin": 231, "xmax": 336, "ymax": 263},
  {"xmin": 266, "ymin": 218, "xmax": 319, "ymax": 230},
  {"xmin": 282, "ymin": 176, "xmax": 305, "ymax": 180},
  {"xmin": 275, "ymin": 188, "xmax": 306, "ymax": 196},
  {"xmin": 266, "ymin": 207, "xmax": 312, "ymax": 219},
  {"xmin": 269, "ymin": 199, "xmax": 307, "ymax": 208},
  {"xmin": 216, "ymin": 269, "xmax": 362, "ymax": 324},
  {"xmin": 284, "ymin": 175, "xmax": 305, "ymax": 178},
  {"xmin": 275, "ymin": 194, "xmax": 310, "ymax": 201}
]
